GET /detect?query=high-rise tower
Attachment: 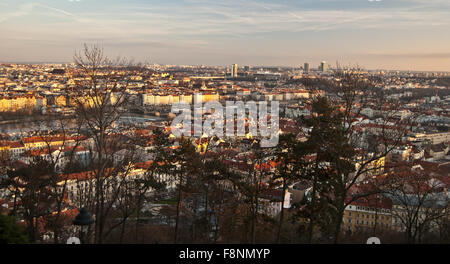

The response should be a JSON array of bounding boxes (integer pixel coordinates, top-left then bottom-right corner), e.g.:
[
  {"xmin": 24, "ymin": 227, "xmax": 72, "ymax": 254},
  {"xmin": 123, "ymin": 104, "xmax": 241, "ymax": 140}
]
[
  {"xmin": 231, "ymin": 64, "xmax": 238, "ymax": 77},
  {"xmin": 304, "ymin": 62, "xmax": 310, "ymax": 74},
  {"xmin": 320, "ymin": 61, "xmax": 328, "ymax": 72}
]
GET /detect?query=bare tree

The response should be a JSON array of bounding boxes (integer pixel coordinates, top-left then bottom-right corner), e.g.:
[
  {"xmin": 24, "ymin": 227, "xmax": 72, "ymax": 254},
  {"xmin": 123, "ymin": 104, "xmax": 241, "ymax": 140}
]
[
  {"xmin": 71, "ymin": 44, "xmax": 144, "ymax": 243},
  {"xmin": 385, "ymin": 161, "xmax": 449, "ymax": 243}
]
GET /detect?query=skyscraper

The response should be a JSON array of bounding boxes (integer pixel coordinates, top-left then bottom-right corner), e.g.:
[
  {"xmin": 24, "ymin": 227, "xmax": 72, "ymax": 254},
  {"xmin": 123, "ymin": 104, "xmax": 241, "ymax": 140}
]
[
  {"xmin": 304, "ymin": 62, "xmax": 310, "ymax": 74},
  {"xmin": 231, "ymin": 64, "xmax": 238, "ymax": 77},
  {"xmin": 320, "ymin": 61, "xmax": 328, "ymax": 72}
]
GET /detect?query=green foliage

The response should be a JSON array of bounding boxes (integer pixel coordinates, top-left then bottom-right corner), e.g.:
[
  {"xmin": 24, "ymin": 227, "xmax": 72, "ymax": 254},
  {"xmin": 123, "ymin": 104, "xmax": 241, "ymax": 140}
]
[{"xmin": 0, "ymin": 214, "xmax": 29, "ymax": 244}]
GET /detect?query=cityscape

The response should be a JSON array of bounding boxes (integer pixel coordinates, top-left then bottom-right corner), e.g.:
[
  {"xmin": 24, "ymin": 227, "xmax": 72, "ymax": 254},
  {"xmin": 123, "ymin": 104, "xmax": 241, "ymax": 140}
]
[{"xmin": 0, "ymin": 0, "xmax": 449, "ymax": 247}]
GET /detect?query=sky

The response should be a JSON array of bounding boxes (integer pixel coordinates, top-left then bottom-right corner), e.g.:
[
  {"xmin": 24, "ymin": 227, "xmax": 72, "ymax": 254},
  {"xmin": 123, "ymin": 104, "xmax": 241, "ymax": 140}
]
[{"xmin": 0, "ymin": 0, "xmax": 450, "ymax": 71}]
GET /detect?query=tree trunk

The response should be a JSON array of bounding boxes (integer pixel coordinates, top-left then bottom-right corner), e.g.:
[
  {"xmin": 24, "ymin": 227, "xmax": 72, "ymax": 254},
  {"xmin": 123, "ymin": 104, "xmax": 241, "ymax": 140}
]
[
  {"xmin": 276, "ymin": 179, "xmax": 286, "ymax": 243},
  {"xmin": 174, "ymin": 179, "xmax": 182, "ymax": 243},
  {"xmin": 307, "ymin": 175, "xmax": 318, "ymax": 243},
  {"xmin": 333, "ymin": 203, "xmax": 344, "ymax": 244}
]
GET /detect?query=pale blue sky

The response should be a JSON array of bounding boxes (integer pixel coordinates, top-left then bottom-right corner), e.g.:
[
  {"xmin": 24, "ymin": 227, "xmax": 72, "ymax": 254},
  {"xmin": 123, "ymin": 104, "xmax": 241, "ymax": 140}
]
[{"xmin": 0, "ymin": 0, "xmax": 449, "ymax": 71}]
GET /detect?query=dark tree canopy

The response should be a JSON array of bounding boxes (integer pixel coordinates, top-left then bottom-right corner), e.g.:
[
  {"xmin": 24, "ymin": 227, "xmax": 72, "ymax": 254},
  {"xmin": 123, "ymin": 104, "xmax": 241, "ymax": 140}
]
[{"xmin": 0, "ymin": 214, "xmax": 29, "ymax": 244}]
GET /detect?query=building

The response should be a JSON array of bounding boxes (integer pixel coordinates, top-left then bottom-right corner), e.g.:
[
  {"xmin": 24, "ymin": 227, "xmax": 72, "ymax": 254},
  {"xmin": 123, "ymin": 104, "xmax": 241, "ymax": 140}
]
[
  {"xmin": 342, "ymin": 196, "xmax": 393, "ymax": 234},
  {"xmin": 0, "ymin": 95, "xmax": 47, "ymax": 112},
  {"xmin": 60, "ymin": 161, "xmax": 176, "ymax": 204},
  {"xmin": 0, "ymin": 142, "xmax": 10, "ymax": 160},
  {"xmin": 408, "ymin": 132, "xmax": 450, "ymax": 145},
  {"xmin": 427, "ymin": 143, "xmax": 449, "ymax": 161},
  {"xmin": 304, "ymin": 63, "xmax": 310, "ymax": 74},
  {"xmin": 320, "ymin": 61, "xmax": 328, "ymax": 72},
  {"xmin": 231, "ymin": 64, "xmax": 238, "ymax": 77},
  {"xmin": 285, "ymin": 105, "xmax": 311, "ymax": 119},
  {"xmin": 259, "ymin": 188, "xmax": 292, "ymax": 217},
  {"xmin": 20, "ymin": 146, "xmax": 90, "ymax": 172}
]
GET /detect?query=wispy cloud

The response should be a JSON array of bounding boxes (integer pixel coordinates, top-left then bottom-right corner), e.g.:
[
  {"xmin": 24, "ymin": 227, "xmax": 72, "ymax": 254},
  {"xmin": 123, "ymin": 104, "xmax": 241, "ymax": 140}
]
[
  {"xmin": 0, "ymin": 3, "xmax": 34, "ymax": 23},
  {"xmin": 3, "ymin": 0, "xmax": 448, "ymax": 36},
  {"xmin": 0, "ymin": 2, "xmax": 83, "ymax": 24},
  {"xmin": 107, "ymin": 0, "xmax": 450, "ymax": 36}
]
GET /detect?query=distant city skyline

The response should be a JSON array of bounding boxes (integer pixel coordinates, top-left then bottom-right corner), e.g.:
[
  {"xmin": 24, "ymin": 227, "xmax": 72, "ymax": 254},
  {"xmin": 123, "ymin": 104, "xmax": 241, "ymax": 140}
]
[{"xmin": 1, "ymin": 0, "xmax": 450, "ymax": 71}]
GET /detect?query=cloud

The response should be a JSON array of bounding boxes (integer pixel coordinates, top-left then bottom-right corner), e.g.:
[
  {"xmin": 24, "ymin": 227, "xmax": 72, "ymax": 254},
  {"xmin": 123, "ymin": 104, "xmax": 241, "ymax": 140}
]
[
  {"xmin": 120, "ymin": 0, "xmax": 450, "ymax": 35},
  {"xmin": 38, "ymin": 4, "xmax": 76, "ymax": 17},
  {"xmin": 0, "ymin": 3, "xmax": 34, "ymax": 23},
  {"xmin": 4, "ymin": 0, "xmax": 449, "ymax": 36},
  {"xmin": 0, "ymin": 2, "xmax": 81, "ymax": 24},
  {"xmin": 1, "ymin": 0, "xmax": 449, "ymax": 70}
]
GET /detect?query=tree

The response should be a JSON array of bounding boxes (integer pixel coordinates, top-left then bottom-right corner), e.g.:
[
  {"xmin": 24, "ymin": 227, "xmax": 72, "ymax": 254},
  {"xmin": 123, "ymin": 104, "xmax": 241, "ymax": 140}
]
[
  {"xmin": 71, "ymin": 44, "xmax": 144, "ymax": 243},
  {"xmin": 298, "ymin": 71, "xmax": 411, "ymax": 243},
  {"xmin": 132, "ymin": 128, "xmax": 168, "ymax": 242},
  {"xmin": 171, "ymin": 137, "xmax": 202, "ymax": 243},
  {"xmin": 33, "ymin": 118, "xmax": 84, "ymax": 244},
  {"xmin": 0, "ymin": 214, "xmax": 29, "ymax": 244},
  {"xmin": 232, "ymin": 146, "xmax": 273, "ymax": 243},
  {"xmin": 4, "ymin": 157, "xmax": 53, "ymax": 242},
  {"xmin": 385, "ymin": 161, "xmax": 449, "ymax": 243},
  {"xmin": 271, "ymin": 133, "xmax": 301, "ymax": 243}
]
